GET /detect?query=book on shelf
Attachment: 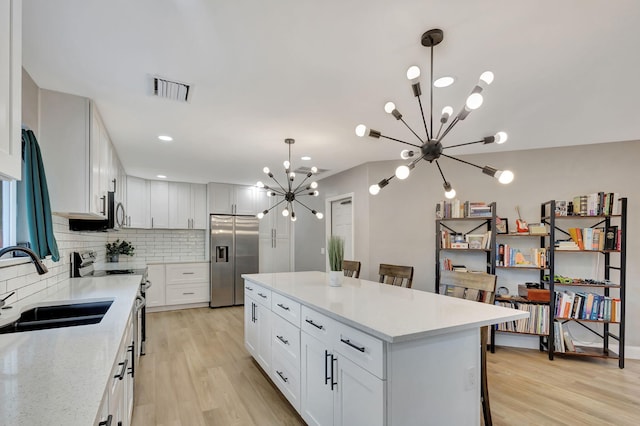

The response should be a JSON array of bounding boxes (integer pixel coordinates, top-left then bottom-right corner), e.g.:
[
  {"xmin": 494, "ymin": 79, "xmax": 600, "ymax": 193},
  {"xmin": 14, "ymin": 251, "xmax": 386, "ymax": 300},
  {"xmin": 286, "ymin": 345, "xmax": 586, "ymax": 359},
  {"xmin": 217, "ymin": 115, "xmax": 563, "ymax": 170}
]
[
  {"xmin": 564, "ymin": 227, "xmax": 610, "ymax": 251},
  {"xmin": 435, "ymin": 200, "xmax": 492, "ymax": 219},
  {"xmin": 554, "ymin": 291, "xmax": 619, "ymax": 322},
  {"xmin": 568, "ymin": 192, "xmax": 620, "ymax": 216},
  {"xmin": 496, "ymin": 244, "xmax": 546, "ymax": 267},
  {"xmin": 495, "ymin": 300, "xmax": 549, "ymax": 335},
  {"xmin": 563, "ymin": 328, "xmax": 576, "ymax": 352}
]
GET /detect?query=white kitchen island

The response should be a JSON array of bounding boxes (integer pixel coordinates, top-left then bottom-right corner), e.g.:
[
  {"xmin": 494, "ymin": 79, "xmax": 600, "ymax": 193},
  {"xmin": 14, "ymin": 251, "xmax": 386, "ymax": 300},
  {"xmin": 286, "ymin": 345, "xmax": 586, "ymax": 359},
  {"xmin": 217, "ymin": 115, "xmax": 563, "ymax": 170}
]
[{"xmin": 242, "ymin": 271, "xmax": 528, "ymax": 426}]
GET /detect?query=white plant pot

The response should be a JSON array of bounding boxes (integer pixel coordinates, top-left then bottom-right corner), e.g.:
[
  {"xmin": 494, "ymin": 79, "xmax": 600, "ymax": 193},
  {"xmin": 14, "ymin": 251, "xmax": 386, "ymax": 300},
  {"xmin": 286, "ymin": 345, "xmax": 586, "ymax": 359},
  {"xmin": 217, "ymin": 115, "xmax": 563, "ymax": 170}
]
[{"xmin": 329, "ymin": 270, "xmax": 343, "ymax": 287}]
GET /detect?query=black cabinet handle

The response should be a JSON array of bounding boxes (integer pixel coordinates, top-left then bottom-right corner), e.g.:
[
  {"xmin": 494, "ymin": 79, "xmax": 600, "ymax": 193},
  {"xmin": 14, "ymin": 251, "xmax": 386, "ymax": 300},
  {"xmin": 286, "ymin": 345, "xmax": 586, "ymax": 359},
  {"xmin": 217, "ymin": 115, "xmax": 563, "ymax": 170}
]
[
  {"xmin": 252, "ymin": 302, "xmax": 256, "ymax": 323},
  {"xmin": 182, "ymin": 272, "xmax": 195, "ymax": 275},
  {"xmin": 276, "ymin": 335, "xmax": 289, "ymax": 345},
  {"xmin": 114, "ymin": 359, "xmax": 128, "ymax": 380},
  {"xmin": 330, "ymin": 354, "xmax": 337, "ymax": 390},
  {"xmin": 258, "ymin": 293, "xmax": 267, "ymax": 299},
  {"xmin": 324, "ymin": 350, "xmax": 331, "ymax": 385},
  {"xmin": 276, "ymin": 370, "xmax": 288, "ymax": 383},
  {"xmin": 276, "ymin": 303, "xmax": 290, "ymax": 311},
  {"xmin": 98, "ymin": 414, "xmax": 113, "ymax": 426},
  {"xmin": 100, "ymin": 195, "xmax": 106, "ymax": 215},
  {"xmin": 127, "ymin": 344, "xmax": 135, "ymax": 378},
  {"xmin": 305, "ymin": 318, "xmax": 324, "ymax": 330},
  {"xmin": 183, "ymin": 292, "xmax": 195, "ymax": 295},
  {"xmin": 340, "ymin": 338, "xmax": 366, "ymax": 353}
]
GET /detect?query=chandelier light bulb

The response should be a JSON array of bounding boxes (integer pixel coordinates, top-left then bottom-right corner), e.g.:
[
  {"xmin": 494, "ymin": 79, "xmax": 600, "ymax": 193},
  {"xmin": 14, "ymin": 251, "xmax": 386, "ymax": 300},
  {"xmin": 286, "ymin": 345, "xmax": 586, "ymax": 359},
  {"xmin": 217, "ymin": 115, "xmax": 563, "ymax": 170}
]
[
  {"xmin": 442, "ymin": 106, "xmax": 453, "ymax": 116},
  {"xmin": 256, "ymin": 181, "xmax": 264, "ymax": 188},
  {"xmin": 496, "ymin": 170, "xmax": 514, "ymax": 184},
  {"xmin": 400, "ymin": 149, "xmax": 414, "ymax": 160},
  {"xmin": 313, "ymin": 190, "xmax": 319, "ymax": 196},
  {"xmin": 282, "ymin": 208, "xmax": 289, "ymax": 217},
  {"xmin": 445, "ymin": 187, "xmax": 456, "ymax": 199},
  {"xmin": 266, "ymin": 191, "xmax": 272, "ymax": 197},
  {"xmin": 289, "ymin": 172, "xmax": 296, "ymax": 180},
  {"xmin": 315, "ymin": 212, "xmax": 324, "ymax": 219},
  {"xmin": 406, "ymin": 65, "xmax": 421, "ymax": 80},
  {"xmin": 495, "ymin": 131, "xmax": 508, "ymax": 144},
  {"xmin": 384, "ymin": 102, "xmax": 396, "ymax": 114},
  {"xmin": 263, "ymin": 167, "xmax": 270, "ymax": 174},
  {"xmin": 257, "ymin": 212, "xmax": 264, "ymax": 219},
  {"xmin": 466, "ymin": 93, "xmax": 484, "ymax": 110},
  {"xmin": 395, "ymin": 165, "xmax": 411, "ymax": 180},
  {"xmin": 369, "ymin": 184, "xmax": 381, "ymax": 195},
  {"xmin": 479, "ymin": 71, "xmax": 494, "ymax": 85},
  {"xmin": 355, "ymin": 124, "xmax": 367, "ymax": 137},
  {"xmin": 283, "ymin": 160, "xmax": 290, "ymax": 170},
  {"xmin": 291, "ymin": 214, "xmax": 297, "ymax": 222},
  {"xmin": 310, "ymin": 181, "xmax": 318, "ymax": 189},
  {"xmin": 311, "ymin": 166, "xmax": 318, "ymax": 173}
]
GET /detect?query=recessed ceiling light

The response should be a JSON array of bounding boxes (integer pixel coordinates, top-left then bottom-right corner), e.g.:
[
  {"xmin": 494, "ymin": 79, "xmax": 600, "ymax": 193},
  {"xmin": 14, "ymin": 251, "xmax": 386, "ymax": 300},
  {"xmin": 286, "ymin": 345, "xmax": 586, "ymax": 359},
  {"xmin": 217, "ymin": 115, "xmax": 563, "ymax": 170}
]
[
  {"xmin": 301, "ymin": 156, "xmax": 312, "ymax": 161},
  {"xmin": 158, "ymin": 135, "xmax": 173, "ymax": 142},
  {"xmin": 157, "ymin": 174, "xmax": 167, "ymax": 179},
  {"xmin": 433, "ymin": 76, "xmax": 455, "ymax": 88}
]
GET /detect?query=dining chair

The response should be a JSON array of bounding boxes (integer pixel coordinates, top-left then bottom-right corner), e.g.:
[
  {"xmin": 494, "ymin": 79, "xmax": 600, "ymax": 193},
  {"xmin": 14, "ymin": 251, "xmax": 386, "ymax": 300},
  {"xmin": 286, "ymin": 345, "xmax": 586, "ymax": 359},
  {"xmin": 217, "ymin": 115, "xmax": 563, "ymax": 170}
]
[
  {"xmin": 378, "ymin": 264, "xmax": 414, "ymax": 289},
  {"xmin": 342, "ymin": 260, "xmax": 361, "ymax": 278},
  {"xmin": 439, "ymin": 270, "xmax": 497, "ymax": 426}
]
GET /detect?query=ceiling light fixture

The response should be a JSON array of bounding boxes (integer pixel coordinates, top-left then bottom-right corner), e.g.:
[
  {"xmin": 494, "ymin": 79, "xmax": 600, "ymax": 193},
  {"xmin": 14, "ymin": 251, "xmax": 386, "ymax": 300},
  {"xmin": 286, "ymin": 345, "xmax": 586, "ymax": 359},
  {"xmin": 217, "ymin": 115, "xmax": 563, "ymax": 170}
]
[
  {"xmin": 433, "ymin": 76, "xmax": 455, "ymax": 88},
  {"xmin": 356, "ymin": 29, "xmax": 514, "ymax": 199},
  {"xmin": 158, "ymin": 135, "xmax": 173, "ymax": 142},
  {"xmin": 157, "ymin": 174, "xmax": 167, "ymax": 179},
  {"xmin": 301, "ymin": 156, "xmax": 312, "ymax": 161},
  {"xmin": 256, "ymin": 139, "xmax": 323, "ymax": 222}
]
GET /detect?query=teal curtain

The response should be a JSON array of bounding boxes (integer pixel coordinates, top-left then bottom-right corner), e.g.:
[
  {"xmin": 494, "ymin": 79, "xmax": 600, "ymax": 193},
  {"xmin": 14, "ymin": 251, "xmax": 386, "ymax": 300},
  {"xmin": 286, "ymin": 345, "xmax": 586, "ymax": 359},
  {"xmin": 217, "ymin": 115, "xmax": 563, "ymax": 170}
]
[{"xmin": 19, "ymin": 129, "xmax": 60, "ymax": 261}]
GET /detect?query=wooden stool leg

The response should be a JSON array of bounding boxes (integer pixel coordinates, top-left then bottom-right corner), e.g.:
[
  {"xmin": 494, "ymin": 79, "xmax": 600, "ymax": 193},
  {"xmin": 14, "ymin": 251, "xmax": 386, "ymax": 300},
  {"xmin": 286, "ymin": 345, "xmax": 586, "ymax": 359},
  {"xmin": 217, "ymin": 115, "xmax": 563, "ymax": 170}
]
[{"xmin": 481, "ymin": 327, "xmax": 492, "ymax": 426}]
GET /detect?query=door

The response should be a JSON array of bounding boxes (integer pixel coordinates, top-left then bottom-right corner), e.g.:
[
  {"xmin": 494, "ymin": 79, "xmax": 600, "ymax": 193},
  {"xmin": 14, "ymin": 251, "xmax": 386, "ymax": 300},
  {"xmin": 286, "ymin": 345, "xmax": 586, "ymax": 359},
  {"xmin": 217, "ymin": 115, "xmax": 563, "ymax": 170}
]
[
  {"xmin": 301, "ymin": 332, "xmax": 334, "ymax": 426},
  {"xmin": 234, "ymin": 216, "xmax": 259, "ymax": 305},
  {"xmin": 256, "ymin": 303, "xmax": 272, "ymax": 372},
  {"xmin": 234, "ymin": 185, "xmax": 257, "ymax": 215},
  {"xmin": 210, "ymin": 215, "xmax": 235, "ymax": 307},
  {"xmin": 126, "ymin": 176, "xmax": 149, "ymax": 228},
  {"xmin": 333, "ymin": 355, "xmax": 384, "ymax": 426},
  {"xmin": 149, "ymin": 180, "xmax": 169, "ymax": 228},
  {"xmin": 191, "ymin": 184, "xmax": 207, "ymax": 229},
  {"xmin": 168, "ymin": 182, "xmax": 191, "ymax": 228},
  {"xmin": 331, "ymin": 197, "xmax": 353, "ymax": 261},
  {"xmin": 244, "ymin": 295, "xmax": 258, "ymax": 356}
]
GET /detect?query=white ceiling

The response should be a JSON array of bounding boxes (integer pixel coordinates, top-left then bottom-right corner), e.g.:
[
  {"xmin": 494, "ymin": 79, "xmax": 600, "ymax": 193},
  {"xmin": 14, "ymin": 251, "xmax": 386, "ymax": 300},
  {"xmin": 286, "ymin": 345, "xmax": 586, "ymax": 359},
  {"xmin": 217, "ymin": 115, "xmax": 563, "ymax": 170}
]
[{"xmin": 22, "ymin": 0, "xmax": 640, "ymax": 185}]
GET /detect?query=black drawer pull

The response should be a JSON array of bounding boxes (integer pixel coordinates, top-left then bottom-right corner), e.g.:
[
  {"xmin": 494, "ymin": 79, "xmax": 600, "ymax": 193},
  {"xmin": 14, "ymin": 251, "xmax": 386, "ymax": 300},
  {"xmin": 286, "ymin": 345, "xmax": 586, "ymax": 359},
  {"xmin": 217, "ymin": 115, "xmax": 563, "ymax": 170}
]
[
  {"xmin": 277, "ymin": 303, "xmax": 290, "ymax": 311},
  {"xmin": 98, "ymin": 415, "xmax": 113, "ymax": 426},
  {"xmin": 258, "ymin": 293, "xmax": 267, "ymax": 299},
  {"xmin": 340, "ymin": 338, "xmax": 365, "ymax": 353},
  {"xmin": 305, "ymin": 318, "xmax": 324, "ymax": 330},
  {"xmin": 276, "ymin": 335, "xmax": 289, "ymax": 345},
  {"xmin": 245, "ymin": 286, "xmax": 253, "ymax": 291},
  {"xmin": 183, "ymin": 292, "xmax": 195, "ymax": 295},
  {"xmin": 276, "ymin": 370, "xmax": 288, "ymax": 383},
  {"xmin": 114, "ymin": 359, "xmax": 128, "ymax": 380},
  {"xmin": 182, "ymin": 272, "xmax": 195, "ymax": 275}
]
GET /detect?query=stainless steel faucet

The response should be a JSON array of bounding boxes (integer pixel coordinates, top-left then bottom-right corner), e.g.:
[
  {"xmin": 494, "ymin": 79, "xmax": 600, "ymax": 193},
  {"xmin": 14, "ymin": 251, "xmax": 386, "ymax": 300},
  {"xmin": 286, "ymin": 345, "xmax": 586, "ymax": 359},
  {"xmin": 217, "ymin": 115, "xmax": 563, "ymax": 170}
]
[{"xmin": 0, "ymin": 246, "xmax": 49, "ymax": 275}]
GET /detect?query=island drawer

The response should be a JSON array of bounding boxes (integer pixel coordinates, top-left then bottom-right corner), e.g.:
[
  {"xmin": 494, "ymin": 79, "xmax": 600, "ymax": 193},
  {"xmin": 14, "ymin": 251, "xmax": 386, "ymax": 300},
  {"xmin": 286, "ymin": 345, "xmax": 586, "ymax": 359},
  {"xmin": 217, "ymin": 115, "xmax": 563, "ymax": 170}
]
[
  {"xmin": 244, "ymin": 281, "xmax": 271, "ymax": 308},
  {"xmin": 272, "ymin": 292, "xmax": 301, "ymax": 327},
  {"xmin": 334, "ymin": 322, "xmax": 384, "ymax": 379},
  {"xmin": 271, "ymin": 346, "xmax": 301, "ymax": 412},
  {"xmin": 301, "ymin": 306, "xmax": 336, "ymax": 344},
  {"xmin": 272, "ymin": 314, "xmax": 301, "ymax": 368}
]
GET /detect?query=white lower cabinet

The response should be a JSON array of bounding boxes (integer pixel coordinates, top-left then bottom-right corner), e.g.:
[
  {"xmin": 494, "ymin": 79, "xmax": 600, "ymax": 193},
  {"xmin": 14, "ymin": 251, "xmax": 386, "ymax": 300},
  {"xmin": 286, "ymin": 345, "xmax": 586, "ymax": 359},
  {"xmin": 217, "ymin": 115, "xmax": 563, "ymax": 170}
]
[
  {"xmin": 244, "ymin": 282, "xmax": 384, "ymax": 426},
  {"xmin": 145, "ymin": 264, "xmax": 166, "ymax": 308},
  {"xmin": 147, "ymin": 263, "xmax": 210, "ymax": 309}
]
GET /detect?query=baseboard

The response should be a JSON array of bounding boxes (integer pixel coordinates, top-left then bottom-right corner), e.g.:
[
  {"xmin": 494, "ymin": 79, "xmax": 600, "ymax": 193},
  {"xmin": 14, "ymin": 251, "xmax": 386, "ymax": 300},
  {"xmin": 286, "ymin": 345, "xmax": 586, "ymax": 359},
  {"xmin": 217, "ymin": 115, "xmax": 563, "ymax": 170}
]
[
  {"xmin": 147, "ymin": 302, "xmax": 209, "ymax": 312},
  {"xmin": 624, "ymin": 345, "xmax": 640, "ymax": 360}
]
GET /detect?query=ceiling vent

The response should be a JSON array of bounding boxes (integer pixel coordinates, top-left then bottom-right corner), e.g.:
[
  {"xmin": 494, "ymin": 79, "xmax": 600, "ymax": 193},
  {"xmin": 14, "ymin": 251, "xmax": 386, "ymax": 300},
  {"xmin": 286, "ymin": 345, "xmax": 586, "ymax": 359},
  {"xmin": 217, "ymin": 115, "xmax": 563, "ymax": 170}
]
[
  {"xmin": 152, "ymin": 76, "xmax": 191, "ymax": 102},
  {"xmin": 294, "ymin": 166, "xmax": 328, "ymax": 175}
]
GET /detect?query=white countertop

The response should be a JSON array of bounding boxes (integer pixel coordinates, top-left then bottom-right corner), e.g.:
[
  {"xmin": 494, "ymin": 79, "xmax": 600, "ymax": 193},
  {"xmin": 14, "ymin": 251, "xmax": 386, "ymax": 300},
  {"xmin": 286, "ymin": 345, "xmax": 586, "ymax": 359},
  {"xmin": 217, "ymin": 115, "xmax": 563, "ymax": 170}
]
[
  {"xmin": 0, "ymin": 275, "xmax": 142, "ymax": 426},
  {"xmin": 242, "ymin": 271, "xmax": 528, "ymax": 343}
]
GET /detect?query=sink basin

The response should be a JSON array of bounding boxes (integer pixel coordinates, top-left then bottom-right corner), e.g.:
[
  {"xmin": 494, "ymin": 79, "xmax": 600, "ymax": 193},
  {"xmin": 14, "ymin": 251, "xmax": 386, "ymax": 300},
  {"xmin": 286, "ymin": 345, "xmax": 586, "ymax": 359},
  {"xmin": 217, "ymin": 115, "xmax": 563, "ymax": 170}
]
[{"xmin": 0, "ymin": 300, "xmax": 113, "ymax": 334}]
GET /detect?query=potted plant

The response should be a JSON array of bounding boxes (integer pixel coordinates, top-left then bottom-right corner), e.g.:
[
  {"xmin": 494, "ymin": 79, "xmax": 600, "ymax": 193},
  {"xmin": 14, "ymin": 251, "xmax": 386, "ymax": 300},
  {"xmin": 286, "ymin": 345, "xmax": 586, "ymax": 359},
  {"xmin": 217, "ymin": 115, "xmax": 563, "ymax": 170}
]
[
  {"xmin": 105, "ymin": 239, "xmax": 135, "ymax": 263},
  {"xmin": 328, "ymin": 235, "xmax": 344, "ymax": 287}
]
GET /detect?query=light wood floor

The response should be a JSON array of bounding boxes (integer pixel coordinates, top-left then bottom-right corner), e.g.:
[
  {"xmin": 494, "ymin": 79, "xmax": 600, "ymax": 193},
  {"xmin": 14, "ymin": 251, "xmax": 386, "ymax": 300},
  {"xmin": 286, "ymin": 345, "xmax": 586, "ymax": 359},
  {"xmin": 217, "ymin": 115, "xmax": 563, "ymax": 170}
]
[{"xmin": 133, "ymin": 307, "xmax": 640, "ymax": 426}]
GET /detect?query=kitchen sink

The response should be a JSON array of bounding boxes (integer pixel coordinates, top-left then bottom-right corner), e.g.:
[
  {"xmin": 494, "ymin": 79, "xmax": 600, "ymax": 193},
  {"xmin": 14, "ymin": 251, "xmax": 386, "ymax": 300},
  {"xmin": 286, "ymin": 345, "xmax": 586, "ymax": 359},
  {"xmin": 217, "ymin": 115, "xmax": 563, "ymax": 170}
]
[{"xmin": 0, "ymin": 300, "xmax": 113, "ymax": 334}]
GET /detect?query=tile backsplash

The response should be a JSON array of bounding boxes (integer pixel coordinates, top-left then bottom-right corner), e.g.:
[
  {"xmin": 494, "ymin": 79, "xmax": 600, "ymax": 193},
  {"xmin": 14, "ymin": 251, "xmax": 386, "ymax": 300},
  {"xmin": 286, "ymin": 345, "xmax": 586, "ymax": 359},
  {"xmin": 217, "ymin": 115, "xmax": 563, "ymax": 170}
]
[{"xmin": 0, "ymin": 216, "xmax": 206, "ymax": 304}]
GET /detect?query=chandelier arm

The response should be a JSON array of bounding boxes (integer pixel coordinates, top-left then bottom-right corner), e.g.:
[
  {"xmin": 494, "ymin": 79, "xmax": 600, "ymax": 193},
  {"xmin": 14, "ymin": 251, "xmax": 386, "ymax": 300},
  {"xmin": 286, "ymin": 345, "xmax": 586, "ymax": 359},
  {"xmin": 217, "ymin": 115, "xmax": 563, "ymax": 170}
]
[
  {"xmin": 295, "ymin": 199, "xmax": 316, "ymax": 213},
  {"xmin": 263, "ymin": 197, "xmax": 287, "ymax": 214},
  {"xmin": 380, "ymin": 134, "xmax": 422, "ymax": 148},
  {"xmin": 435, "ymin": 121, "xmax": 445, "ymax": 140},
  {"xmin": 416, "ymin": 96, "xmax": 431, "ymax": 141},
  {"xmin": 292, "ymin": 173, "xmax": 312, "ymax": 194},
  {"xmin": 399, "ymin": 116, "xmax": 426, "ymax": 144},
  {"xmin": 269, "ymin": 175, "xmax": 289, "ymax": 194},
  {"xmin": 442, "ymin": 139, "xmax": 486, "ymax": 150},
  {"xmin": 440, "ymin": 153, "xmax": 484, "ymax": 170},
  {"xmin": 435, "ymin": 160, "xmax": 448, "ymax": 184},
  {"xmin": 439, "ymin": 116, "xmax": 460, "ymax": 143}
]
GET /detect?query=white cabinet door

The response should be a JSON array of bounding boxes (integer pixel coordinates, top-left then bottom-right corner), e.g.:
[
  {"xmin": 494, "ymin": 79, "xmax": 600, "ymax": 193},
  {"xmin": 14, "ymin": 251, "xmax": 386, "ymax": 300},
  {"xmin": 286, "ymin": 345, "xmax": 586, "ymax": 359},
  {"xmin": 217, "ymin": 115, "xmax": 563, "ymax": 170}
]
[
  {"xmin": 191, "ymin": 183, "xmax": 207, "ymax": 229},
  {"xmin": 259, "ymin": 237, "xmax": 291, "ymax": 273},
  {"xmin": 301, "ymin": 332, "xmax": 334, "ymax": 426},
  {"xmin": 168, "ymin": 182, "xmax": 191, "ymax": 229},
  {"xmin": 149, "ymin": 180, "xmax": 169, "ymax": 228},
  {"xmin": 146, "ymin": 264, "xmax": 165, "ymax": 308},
  {"xmin": 333, "ymin": 355, "xmax": 384, "ymax": 426},
  {"xmin": 234, "ymin": 185, "xmax": 257, "ymax": 215},
  {"xmin": 245, "ymin": 295, "xmax": 259, "ymax": 357},
  {"xmin": 256, "ymin": 302, "xmax": 272, "ymax": 372},
  {"xmin": 90, "ymin": 108, "xmax": 102, "ymax": 216},
  {"xmin": 208, "ymin": 183, "xmax": 234, "ymax": 214},
  {"xmin": 0, "ymin": 0, "xmax": 21, "ymax": 180},
  {"xmin": 126, "ymin": 176, "xmax": 149, "ymax": 228}
]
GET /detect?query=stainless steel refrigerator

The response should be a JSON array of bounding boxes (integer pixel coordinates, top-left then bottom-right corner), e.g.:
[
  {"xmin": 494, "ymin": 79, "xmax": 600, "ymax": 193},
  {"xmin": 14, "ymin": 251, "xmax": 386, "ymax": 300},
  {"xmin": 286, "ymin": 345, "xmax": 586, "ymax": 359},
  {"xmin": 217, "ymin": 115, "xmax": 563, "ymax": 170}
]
[{"xmin": 210, "ymin": 214, "xmax": 259, "ymax": 307}]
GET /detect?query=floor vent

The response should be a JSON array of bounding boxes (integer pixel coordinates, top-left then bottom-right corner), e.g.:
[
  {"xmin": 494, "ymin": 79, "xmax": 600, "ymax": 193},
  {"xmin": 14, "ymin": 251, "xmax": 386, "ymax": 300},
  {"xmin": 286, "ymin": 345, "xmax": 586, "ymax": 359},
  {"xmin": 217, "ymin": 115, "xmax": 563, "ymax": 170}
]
[
  {"xmin": 294, "ymin": 166, "xmax": 328, "ymax": 175},
  {"xmin": 152, "ymin": 76, "xmax": 191, "ymax": 102}
]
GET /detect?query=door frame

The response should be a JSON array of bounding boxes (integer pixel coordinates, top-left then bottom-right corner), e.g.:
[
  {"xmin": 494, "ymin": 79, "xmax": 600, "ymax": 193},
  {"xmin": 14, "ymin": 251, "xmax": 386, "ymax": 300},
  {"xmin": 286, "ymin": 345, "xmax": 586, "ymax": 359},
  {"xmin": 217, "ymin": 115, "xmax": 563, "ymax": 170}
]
[{"xmin": 325, "ymin": 192, "xmax": 355, "ymax": 271}]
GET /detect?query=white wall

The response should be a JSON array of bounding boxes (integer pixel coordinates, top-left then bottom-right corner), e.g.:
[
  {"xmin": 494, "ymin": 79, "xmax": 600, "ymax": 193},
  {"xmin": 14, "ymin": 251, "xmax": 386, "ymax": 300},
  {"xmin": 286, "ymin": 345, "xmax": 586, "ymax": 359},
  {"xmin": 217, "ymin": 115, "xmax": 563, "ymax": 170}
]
[{"xmin": 297, "ymin": 139, "xmax": 640, "ymax": 353}]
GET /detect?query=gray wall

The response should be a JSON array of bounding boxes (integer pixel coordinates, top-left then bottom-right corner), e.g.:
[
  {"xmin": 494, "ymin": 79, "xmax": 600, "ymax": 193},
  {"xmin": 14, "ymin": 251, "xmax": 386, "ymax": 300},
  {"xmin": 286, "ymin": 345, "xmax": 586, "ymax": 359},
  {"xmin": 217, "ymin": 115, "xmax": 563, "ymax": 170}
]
[{"xmin": 295, "ymin": 139, "xmax": 640, "ymax": 350}]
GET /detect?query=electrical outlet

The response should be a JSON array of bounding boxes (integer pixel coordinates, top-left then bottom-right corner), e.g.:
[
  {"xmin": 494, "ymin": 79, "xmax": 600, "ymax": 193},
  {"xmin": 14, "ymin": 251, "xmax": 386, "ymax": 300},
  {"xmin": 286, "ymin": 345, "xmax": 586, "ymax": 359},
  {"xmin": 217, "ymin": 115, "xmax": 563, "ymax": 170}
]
[
  {"xmin": 465, "ymin": 366, "xmax": 477, "ymax": 390},
  {"xmin": 320, "ymin": 247, "xmax": 325, "ymax": 254}
]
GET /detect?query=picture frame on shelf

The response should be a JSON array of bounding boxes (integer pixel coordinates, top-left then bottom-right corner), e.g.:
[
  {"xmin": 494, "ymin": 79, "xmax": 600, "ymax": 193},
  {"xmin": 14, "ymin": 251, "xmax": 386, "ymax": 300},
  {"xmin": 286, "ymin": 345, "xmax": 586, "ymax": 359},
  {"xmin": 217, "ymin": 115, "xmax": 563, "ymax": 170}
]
[
  {"xmin": 496, "ymin": 217, "xmax": 509, "ymax": 234},
  {"xmin": 465, "ymin": 234, "xmax": 485, "ymax": 249}
]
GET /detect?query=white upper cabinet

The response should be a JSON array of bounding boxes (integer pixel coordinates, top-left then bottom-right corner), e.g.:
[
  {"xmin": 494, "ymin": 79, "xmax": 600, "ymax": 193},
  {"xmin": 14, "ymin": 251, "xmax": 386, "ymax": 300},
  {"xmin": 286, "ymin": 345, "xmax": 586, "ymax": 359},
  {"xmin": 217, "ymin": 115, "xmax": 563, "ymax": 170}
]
[
  {"xmin": 208, "ymin": 183, "xmax": 257, "ymax": 215},
  {"xmin": 125, "ymin": 176, "xmax": 149, "ymax": 228},
  {"xmin": 168, "ymin": 182, "xmax": 207, "ymax": 229},
  {"xmin": 0, "ymin": 0, "xmax": 21, "ymax": 180},
  {"xmin": 149, "ymin": 180, "xmax": 169, "ymax": 228}
]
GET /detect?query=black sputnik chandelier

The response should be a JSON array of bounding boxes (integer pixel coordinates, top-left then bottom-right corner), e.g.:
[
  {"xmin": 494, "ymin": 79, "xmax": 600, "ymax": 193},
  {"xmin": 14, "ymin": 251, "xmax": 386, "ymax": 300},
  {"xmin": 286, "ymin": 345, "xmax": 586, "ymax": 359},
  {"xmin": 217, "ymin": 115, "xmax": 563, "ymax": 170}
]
[
  {"xmin": 256, "ymin": 138, "xmax": 323, "ymax": 222},
  {"xmin": 356, "ymin": 28, "xmax": 514, "ymax": 198}
]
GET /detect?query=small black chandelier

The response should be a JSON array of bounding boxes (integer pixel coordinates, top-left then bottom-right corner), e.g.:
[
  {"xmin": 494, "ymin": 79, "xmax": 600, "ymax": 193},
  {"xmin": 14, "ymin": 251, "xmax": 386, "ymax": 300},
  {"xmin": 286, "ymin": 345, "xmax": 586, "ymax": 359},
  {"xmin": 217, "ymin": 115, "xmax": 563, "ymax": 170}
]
[
  {"xmin": 356, "ymin": 28, "xmax": 514, "ymax": 198},
  {"xmin": 256, "ymin": 138, "xmax": 323, "ymax": 222}
]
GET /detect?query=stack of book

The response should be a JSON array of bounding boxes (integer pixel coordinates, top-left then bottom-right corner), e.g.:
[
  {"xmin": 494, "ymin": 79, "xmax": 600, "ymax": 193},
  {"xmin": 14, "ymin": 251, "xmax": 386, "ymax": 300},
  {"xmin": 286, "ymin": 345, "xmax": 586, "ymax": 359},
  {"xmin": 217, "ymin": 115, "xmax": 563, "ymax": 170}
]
[
  {"xmin": 497, "ymin": 245, "xmax": 547, "ymax": 267},
  {"xmin": 495, "ymin": 301, "xmax": 549, "ymax": 335},
  {"xmin": 564, "ymin": 226, "xmax": 620, "ymax": 251},
  {"xmin": 554, "ymin": 290, "xmax": 622, "ymax": 322},
  {"xmin": 559, "ymin": 192, "xmax": 621, "ymax": 216},
  {"xmin": 435, "ymin": 200, "xmax": 492, "ymax": 219}
]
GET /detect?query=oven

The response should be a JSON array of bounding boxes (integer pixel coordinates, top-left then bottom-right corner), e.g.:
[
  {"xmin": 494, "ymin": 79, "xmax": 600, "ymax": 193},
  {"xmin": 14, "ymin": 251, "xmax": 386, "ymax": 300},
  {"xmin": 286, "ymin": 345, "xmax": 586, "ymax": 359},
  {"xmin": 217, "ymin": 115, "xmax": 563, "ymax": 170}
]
[{"xmin": 71, "ymin": 250, "xmax": 150, "ymax": 360}]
